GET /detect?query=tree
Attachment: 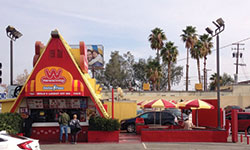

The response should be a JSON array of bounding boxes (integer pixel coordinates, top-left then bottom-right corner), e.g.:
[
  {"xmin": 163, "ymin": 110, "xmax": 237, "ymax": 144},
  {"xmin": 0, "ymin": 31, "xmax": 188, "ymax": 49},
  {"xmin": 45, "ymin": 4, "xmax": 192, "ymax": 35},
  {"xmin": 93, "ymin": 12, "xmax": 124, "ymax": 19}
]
[
  {"xmin": 200, "ymin": 34, "xmax": 213, "ymax": 91},
  {"xmin": 104, "ymin": 51, "xmax": 128, "ymax": 88},
  {"xmin": 160, "ymin": 41, "xmax": 178, "ymax": 91},
  {"xmin": 123, "ymin": 51, "xmax": 135, "ymax": 90},
  {"xmin": 14, "ymin": 69, "xmax": 29, "ymax": 85},
  {"xmin": 221, "ymin": 73, "xmax": 234, "ymax": 86},
  {"xmin": 209, "ymin": 73, "xmax": 221, "ymax": 91},
  {"xmin": 0, "ymin": 84, "xmax": 8, "ymax": 93},
  {"xmin": 160, "ymin": 63, "xmax": 183, "ymax": 90},
  {"xmin": 148, "ymin": 27, "xmax": 167, "ymax": 62},
  {"xmin": 180, "ymin": 26, "xmax": 197, "ymax": 91},
  {"xmin": 190, "ymin": 40, "xmax": 203, "ymax": 84},
  {"xmin": 209, "ymin": 73, "xmax": 234, "ymax": 90},
  {"xmin": 132, "ymin": 58, "xmax": 147, "ymax": 89},
  {"xmin": 146, "ymin": 58, "xmax": 161, "ymax": 91}
]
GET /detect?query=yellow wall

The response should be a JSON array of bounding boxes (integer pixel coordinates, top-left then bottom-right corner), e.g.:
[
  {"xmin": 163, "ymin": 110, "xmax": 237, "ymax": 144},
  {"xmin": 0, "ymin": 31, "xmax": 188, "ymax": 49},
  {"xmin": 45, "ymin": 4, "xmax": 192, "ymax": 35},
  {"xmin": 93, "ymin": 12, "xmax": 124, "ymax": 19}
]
[
  {"xmin": 104, "ymin": 101, "xmax": 137, "ymax": 121},
  {"xmin": 70, "ymin": 48, "xmax": 80, "ymax": 66},
  {"xmin": 0, "ymin": 99, "xmax": 15, "ymax": 113},
  {"xmin": 102, "ymin": 85, "xmax": 250, "ymax": 109}
]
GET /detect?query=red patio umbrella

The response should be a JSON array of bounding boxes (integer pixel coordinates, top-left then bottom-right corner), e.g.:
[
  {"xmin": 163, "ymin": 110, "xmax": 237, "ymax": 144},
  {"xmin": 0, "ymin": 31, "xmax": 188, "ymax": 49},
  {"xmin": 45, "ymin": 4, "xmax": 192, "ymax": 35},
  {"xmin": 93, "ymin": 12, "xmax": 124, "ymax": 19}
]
[
  {"xmin": 178, "ymin": 99, "xmax": 214, "ymax": 126},
  {"xmin": 178, "ymin": 99, "xmax": 214, "ymax": 110},
  {"xmin": 141, "ymin": 99, "xmax": 177, "ymax": 125},
  {"xmin": 137, "ymin": 100, "xmax": 148, "ymax": 106},
  {"xmin": 142, "ymin": 99, "xmax": 177, "ymax": 109}
]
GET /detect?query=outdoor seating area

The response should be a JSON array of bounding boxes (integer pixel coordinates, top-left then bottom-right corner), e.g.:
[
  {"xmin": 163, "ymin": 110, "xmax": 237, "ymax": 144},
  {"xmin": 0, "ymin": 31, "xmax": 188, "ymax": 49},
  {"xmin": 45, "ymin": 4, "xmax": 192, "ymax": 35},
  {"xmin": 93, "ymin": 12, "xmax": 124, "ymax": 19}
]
[{"xmin": 133, "ymin": 98, "xmax": 229, "ymax": 142}]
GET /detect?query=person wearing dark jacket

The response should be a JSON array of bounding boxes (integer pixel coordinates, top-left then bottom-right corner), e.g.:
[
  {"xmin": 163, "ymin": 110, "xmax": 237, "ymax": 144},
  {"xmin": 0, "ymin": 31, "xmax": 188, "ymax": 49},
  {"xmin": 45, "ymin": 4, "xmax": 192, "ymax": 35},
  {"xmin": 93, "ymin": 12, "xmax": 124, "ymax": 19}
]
[
  {"xmin": 69, "ymin": 114, "xmax": 81, "ymax": 144},
  {"xmin": 23, "ymin": 113, "xmax": 33, "ymax": 137}
]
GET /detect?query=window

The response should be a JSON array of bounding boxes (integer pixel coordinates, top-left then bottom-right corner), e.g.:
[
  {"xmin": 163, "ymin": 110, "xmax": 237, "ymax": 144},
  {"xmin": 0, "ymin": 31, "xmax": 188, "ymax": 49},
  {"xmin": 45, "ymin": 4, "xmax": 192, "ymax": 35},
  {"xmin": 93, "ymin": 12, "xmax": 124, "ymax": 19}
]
[
  {"xmin": 49, "ymin": 50, "xmax": 55, "ymax": 58},
  {"xmin": 140, "ymin": 113, "xmax": 148, "ymax": 119},
  {"xmin": 238, "ymin": 114, "xmax": 250, "ymax": 120},
  {"xmin": 27, "ymin": 98, "xmax": 88, "ymax": 123},
  {"xmin": 57, "ymin": 49, "xmax": 63, "ymax": 58}
]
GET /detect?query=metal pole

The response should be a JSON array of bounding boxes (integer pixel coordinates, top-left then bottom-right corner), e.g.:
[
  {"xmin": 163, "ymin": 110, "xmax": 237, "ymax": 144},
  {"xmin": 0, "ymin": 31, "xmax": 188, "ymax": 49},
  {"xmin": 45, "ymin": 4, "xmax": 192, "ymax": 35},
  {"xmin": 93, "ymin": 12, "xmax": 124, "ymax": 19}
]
[
  {"xmin": 235, "ymin": 43, "xmax": 239, "ymax": 83},
  {"xmin": 112, "ymin": 88, "xmax": 114, "ymax": 119},
  {"xmin": 10, "ymin": 40, "xmax": 13, "ymax": 85},
  {"xmin": 216, "ymin": 34, "xmax": 221, "ymax": 129}
]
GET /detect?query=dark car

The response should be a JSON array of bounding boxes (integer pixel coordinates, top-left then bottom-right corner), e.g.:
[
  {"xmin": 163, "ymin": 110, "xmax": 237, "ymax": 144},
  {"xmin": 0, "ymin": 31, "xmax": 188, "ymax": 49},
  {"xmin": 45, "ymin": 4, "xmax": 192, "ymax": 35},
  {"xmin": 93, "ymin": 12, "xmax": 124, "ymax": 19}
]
[
  {"xmin": 164, "ymin": 108, "xmax": 188, "ymax": 121},
  {"xmin": 226, "ymin": 112, "xmax": 250, "ymax": 134},
  {"xmin": 120, "ymin": 111, "xmax": 176, "ymax": 133},
  {"xmin": 224, "ymin": 105, "xmax": 243, "ymax": 114}
]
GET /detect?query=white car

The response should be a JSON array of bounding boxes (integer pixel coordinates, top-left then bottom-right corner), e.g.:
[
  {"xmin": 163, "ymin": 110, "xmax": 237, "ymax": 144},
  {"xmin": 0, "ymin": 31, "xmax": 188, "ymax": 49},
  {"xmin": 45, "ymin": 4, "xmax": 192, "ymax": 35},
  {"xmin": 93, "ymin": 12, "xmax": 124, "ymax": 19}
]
[{"xmin": 0, "ymin": 131, "xmax": 41, "ymax": 150}]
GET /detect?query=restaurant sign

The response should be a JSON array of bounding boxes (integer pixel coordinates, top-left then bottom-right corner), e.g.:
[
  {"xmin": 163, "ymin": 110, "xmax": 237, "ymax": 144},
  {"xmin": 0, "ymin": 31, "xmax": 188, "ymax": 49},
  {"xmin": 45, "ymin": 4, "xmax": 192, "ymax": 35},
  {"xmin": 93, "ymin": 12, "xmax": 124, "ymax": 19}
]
[{"xmin": 25, "ymin": 66, "xmax": 84, "ymax": 96}]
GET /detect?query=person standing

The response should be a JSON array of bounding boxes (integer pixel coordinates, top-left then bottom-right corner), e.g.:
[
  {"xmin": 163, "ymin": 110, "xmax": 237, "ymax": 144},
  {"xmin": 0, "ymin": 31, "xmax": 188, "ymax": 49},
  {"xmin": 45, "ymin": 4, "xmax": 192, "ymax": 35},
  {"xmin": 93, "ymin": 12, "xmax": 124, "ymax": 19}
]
[
  {"xmin": 58, "ymin": 110, "xmax": 70, "ymax": 143},
  {"xmin": 69, "ymin": 114, "xmax": 81, "ymax": 144},
  {"xmin": 22, "ymin": 113, "xmax": 33, "ymax": 137}
]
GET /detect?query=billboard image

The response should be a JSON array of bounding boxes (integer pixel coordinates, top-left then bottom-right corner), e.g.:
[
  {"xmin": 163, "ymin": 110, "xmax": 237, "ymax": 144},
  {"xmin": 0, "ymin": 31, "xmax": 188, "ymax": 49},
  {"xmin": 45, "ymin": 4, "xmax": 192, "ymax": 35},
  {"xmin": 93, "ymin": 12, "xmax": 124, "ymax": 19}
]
[{"xmin": 86, "ymin": 45, "xmax": 104, "ymax": 69}]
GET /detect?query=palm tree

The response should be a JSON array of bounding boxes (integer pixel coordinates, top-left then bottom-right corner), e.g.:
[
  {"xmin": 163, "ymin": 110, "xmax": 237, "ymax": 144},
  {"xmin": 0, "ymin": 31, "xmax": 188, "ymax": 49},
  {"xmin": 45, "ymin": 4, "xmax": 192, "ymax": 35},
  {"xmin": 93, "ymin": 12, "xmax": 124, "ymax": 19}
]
[
  {"xmin": 200, "ymin": 34, "xmax": 213, "ymax": 91},
  {"xmin": 148, "ymin": 28, "xmax": 167, "ymax": 62},
  {"xmin": 209, "ymin": 73, "xmax": 234, "ymax": 90},
  {"xmin": 161, "ymin": 41, "xmax": 178, "ymax": 91},
  {"xmin": 190, "ymin": 40, "xmax": 203, "ymax": 84},
  {"xmin": 146, "ymin": 59, "xmax": 161, "ymax": 91},
  {"xmin": 180, "ymin": 26, "xmax": 197, "ymax": 91},
  {"xmin": 209, "ymin": 73, "xmax": 220, "ymax": 90}
]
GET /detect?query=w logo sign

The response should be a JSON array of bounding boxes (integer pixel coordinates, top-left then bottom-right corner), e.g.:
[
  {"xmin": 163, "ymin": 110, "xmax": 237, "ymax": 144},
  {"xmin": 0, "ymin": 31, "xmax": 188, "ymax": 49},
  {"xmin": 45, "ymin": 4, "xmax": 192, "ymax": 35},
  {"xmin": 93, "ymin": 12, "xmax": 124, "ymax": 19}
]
[{"xmin": 41, "ymin": 68, "xmax": 66, "ymax": 84}]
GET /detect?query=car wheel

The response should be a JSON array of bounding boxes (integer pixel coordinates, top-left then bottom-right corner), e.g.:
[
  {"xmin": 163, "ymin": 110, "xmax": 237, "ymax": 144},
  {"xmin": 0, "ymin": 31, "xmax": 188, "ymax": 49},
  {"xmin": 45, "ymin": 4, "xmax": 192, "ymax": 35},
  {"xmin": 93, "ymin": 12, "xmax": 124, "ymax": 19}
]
[{"xmin": 127, "ymin": 124, "xmax": 135, "ymax": 133}]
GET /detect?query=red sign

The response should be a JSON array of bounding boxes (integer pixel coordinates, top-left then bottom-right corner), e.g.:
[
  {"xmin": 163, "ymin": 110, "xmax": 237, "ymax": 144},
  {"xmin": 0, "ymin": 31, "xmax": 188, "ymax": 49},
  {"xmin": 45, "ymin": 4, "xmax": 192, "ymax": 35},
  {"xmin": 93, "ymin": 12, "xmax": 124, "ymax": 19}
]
[{"xmin": 41, "ymin": 68, "xmax": 66, "ymax": 85}]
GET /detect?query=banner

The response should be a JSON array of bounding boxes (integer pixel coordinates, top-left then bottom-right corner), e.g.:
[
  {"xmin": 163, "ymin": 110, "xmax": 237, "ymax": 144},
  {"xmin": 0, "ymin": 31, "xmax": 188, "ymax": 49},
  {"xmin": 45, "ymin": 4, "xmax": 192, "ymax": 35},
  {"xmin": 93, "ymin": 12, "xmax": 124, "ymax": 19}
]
[{"xmin": 86, "ymin": 45, "xmax": 104, "ymax": 69}]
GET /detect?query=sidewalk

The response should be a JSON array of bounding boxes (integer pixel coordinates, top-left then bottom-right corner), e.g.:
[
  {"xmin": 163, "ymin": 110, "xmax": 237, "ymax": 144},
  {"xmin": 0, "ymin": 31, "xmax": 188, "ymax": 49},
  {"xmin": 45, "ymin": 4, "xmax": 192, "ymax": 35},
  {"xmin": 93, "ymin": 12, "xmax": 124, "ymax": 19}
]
[{"xmin": 40, "ymin": 134, "xmax": 250, "ymax": 150}]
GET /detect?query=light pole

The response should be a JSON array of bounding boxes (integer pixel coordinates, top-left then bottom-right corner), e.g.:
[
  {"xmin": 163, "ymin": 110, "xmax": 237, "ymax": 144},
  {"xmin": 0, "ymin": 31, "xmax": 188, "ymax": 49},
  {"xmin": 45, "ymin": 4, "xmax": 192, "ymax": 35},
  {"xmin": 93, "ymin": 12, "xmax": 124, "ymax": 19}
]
[
  {"xmin": 206, "ymin": 18, "xmax": 225, "ymax": 129},
  {"xmin": 6, "ymin": 25, "xmax": 22, "ymax": 85}
]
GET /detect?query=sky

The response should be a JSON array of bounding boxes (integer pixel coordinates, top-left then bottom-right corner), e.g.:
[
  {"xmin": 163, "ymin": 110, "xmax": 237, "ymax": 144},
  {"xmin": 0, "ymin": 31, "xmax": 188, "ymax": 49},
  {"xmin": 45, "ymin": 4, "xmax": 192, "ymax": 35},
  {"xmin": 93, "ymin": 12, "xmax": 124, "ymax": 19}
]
[{"xmin": 0, "ymin": 0, "xmax": 250, "ymax": 91}]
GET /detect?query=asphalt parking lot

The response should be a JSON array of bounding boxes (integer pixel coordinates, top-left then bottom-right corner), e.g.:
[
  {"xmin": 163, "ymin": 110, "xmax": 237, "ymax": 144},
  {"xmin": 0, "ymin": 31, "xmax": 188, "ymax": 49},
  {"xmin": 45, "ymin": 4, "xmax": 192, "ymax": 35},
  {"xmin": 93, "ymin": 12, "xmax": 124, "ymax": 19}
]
[
  {"xmin": 41, "ymin": 133, "xmax": 250, "ymax": 150},
  {"xmin": 41, "ymin": 142, "xmax": 250, "ymax": 150}
]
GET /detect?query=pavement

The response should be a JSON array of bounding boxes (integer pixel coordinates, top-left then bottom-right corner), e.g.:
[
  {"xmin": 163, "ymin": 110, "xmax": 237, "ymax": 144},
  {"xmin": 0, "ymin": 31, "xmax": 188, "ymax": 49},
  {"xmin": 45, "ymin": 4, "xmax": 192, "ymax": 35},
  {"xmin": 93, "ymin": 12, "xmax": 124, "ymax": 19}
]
[
  {"xmin": 40, "ymin": 133, "xmax": 250, "ymax": 150},
  {"xmin": 41, "ymin": 142, "xmax": 250, "ymax": 150}
]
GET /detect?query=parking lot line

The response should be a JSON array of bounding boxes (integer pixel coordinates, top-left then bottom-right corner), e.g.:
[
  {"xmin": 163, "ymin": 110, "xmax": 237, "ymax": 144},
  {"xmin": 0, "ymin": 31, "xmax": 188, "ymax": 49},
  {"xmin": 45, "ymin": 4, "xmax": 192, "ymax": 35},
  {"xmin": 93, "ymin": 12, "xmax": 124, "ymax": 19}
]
[{"xmin": 142, "ymin": 142, "xmax": 147, "ymax": 149}]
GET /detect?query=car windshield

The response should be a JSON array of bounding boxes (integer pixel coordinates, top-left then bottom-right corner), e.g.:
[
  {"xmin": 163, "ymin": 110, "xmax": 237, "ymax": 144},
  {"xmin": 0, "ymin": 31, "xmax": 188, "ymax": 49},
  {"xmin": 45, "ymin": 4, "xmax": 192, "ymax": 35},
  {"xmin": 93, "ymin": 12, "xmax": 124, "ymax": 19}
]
[
  {"xmin": 165, "ymin": 108, "xmax": 181, "ymax": 116},
  {"xmin": 140, "ymin": 113, "xmax": 149, "ymax": 119}
]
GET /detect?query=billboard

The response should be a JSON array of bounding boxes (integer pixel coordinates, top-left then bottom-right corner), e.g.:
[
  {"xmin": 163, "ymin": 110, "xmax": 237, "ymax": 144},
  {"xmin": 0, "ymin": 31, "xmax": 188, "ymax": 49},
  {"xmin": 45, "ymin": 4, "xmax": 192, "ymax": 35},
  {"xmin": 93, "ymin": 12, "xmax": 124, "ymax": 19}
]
[{"xmin": 86, "ymin": 45, "xmax": 104, "ymax": 69}]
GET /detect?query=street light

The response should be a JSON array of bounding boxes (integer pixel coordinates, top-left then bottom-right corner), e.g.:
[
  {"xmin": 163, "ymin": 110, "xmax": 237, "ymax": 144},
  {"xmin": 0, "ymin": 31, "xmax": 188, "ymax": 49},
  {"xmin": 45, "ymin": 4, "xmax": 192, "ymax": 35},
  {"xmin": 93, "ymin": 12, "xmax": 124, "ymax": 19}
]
[
  {"xmin": 206, "ymin": 18, "xmax": 225, "ymax": 129},
  {"xmin": 6, "ymin": 25, "xmax": 23, "ymax": 85}
]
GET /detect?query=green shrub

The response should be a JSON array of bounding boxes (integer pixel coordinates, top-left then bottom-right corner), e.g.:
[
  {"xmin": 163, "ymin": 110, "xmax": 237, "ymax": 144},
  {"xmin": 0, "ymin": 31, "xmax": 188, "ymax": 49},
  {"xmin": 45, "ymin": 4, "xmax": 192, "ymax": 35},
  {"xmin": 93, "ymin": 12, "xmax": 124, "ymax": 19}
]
[
  {"xmin": 0, "ymin": 113, "xmax": 23, "ymax": 134},
  {"xmin": 89, "ymin": 116, "xmax": 120, "ymax": 131}
]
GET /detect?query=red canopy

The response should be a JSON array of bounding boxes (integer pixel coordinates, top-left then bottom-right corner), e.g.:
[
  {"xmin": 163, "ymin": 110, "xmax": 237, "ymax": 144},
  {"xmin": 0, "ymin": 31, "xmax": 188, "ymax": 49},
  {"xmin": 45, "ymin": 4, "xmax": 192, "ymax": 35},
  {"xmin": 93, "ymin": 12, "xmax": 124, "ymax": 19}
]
[
  {"xmin": 178, "ymin": 99, "xmax": 214, "ymax": 109},
  {"xmin": 142, "ymin": 99, "xmax": 177, "ymax": 109}
]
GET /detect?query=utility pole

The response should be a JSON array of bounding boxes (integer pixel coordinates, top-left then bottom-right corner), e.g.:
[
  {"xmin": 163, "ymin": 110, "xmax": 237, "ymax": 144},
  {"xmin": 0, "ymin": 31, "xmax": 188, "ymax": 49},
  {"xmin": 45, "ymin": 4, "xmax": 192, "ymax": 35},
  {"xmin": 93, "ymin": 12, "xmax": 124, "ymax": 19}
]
[
  {"xmin": 203, "ymin": 68, "xmax": 212, "ymax": 91},
  {"xmin": 232, "ymin": 43, "xmax": 246, "ymax": 84}
]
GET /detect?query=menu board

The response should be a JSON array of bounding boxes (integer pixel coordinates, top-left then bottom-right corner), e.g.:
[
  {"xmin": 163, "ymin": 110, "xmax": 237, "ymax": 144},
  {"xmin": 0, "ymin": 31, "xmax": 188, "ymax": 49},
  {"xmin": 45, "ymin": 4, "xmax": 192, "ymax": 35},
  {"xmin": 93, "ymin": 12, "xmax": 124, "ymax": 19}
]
[
  {"xmin": 49, "ymin": 99, "xmax": 66, "ymax": 108},
  {"xmin": 71, "ymin": 99, "xmax": 80, "ymax": 108},
  {"xmin": 28, "ymin": 98, "xmax": 86, "ymax": 109},
  {"xmin": 27, "ymin": 99, "xmax": 44, "ymax": 109}
]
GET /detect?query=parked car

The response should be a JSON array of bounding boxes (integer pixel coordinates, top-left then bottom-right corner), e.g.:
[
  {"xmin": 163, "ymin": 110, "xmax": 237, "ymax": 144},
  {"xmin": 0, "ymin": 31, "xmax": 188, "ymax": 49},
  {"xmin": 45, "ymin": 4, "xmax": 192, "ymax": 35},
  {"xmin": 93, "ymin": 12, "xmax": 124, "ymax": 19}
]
[
  {"xmin": 226, "ymin": 112, "xmax": 250, "ymax": 134},
  {"xmin": 0, "ymin": 131, "xmax": 41, "ymax": 150},
  {"xmin": 224, "ymin": 105, "xmax": 243, "ymax": 114},
  {"xmin": 120, "ymin": 111, "xmax": 177, "ymax": 133},
  {"xmin": 164, "ymin": 108, "xmax": 188, "ymax": 121}
]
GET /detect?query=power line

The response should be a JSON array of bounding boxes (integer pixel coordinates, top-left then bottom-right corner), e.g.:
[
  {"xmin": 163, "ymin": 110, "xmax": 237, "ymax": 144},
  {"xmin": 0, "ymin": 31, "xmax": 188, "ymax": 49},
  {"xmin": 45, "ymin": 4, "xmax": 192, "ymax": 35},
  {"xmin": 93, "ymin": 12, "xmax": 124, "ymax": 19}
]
[{"xmin": 177, "ymin": 36, "xmax": 250, "ymax": 62}]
